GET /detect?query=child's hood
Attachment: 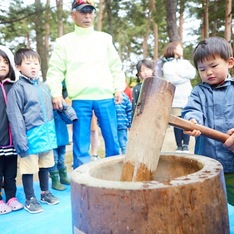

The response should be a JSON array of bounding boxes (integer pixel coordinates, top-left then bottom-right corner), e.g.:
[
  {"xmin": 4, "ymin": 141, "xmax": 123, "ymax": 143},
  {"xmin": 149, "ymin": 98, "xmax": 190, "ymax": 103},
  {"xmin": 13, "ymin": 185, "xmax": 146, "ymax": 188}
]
[
  {"xmin": 0, "ymin": 45, "xmax": 15, "ymax": 68},
  {"xmin": 0, "ymin": 45, "xmax": 20, "ymax": 80}
]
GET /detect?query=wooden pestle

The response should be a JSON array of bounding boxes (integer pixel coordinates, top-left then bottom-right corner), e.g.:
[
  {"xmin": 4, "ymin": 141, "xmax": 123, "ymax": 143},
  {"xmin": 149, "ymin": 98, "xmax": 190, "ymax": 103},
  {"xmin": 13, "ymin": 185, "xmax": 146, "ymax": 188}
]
[
  {"xmin": 121, "ymin": 77, "xmax": 230, "ymax": 182},
  {"xmin": 121, "ymin": 77, "xmax": 175, "ymax": 182}
]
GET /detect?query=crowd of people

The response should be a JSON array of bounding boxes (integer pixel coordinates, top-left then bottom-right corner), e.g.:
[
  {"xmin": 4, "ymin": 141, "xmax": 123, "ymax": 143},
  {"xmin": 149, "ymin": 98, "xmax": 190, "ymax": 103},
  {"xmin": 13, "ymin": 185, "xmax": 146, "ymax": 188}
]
[{"xmin": 0, "ymin": 0, "xmax": 234, "ymax": 217}]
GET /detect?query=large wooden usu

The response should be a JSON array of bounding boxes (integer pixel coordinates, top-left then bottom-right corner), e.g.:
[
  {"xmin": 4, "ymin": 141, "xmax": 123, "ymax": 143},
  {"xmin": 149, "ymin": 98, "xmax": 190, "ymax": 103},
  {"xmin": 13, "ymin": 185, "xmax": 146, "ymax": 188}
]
[
  {"xmin": 70, "ymin": 155, "xmax": 229, "ymax": 233},
  {"xmin": 70, "ymin": 77, "xmax": 229, "ymax": 233}
]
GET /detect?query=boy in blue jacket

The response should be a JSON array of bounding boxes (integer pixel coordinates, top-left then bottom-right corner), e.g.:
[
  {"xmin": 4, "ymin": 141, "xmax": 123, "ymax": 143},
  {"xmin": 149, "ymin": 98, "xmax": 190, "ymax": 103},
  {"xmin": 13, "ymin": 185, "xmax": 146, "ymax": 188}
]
[
  {"xmin": 7, "ymin": 48, "xmax": 59, "ymax": 214},
  {"xmin": 182, "ymin": 37, "xmax": 234, "ymax": 205}
]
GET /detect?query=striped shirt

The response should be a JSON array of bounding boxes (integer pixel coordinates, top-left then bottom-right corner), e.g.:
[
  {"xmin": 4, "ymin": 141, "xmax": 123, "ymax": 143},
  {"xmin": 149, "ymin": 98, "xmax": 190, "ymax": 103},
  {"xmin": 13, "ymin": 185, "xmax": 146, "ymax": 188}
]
[
  {"xmin": 0, "ymin": 147, "xmax": 17, "ymax": 157},
  {"xmin": 115, "ymin": 93, "xmax": 132, "ymax": 130}
]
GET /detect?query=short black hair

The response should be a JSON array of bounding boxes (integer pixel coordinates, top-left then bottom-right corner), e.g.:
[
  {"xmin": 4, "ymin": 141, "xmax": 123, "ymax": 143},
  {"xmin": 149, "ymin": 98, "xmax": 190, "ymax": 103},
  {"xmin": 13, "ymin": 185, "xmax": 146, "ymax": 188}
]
[
  {"xmin": 193, "ymin": 37, "xmax": 233, "ymax": 69},
  {"xmin": 136, "ymin": 59, "xmax": 154, "ymax": 81},
  {"xmin": 0, "ymin": 49, "xmax": 16, "ymax": 81},
  {"xmin": 14, "ymin": 48, "xmax": 41, "ymax": 66}
]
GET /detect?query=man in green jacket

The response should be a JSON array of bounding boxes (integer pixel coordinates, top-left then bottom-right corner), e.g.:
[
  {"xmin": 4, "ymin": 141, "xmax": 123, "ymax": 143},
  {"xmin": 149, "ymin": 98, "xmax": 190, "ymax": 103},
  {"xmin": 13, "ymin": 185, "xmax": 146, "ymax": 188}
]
[{"xmin": 46, "ymin": 0, "xmax": 126, "ymax": 169}]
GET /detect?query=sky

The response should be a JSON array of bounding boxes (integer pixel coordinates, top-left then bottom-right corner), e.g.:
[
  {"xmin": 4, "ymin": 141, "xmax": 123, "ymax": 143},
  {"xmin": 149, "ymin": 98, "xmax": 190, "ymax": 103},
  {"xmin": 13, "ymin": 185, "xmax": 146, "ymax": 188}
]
[{"xmin": 1, "ymin": 0, "xmax": 72, "ymax": 10}]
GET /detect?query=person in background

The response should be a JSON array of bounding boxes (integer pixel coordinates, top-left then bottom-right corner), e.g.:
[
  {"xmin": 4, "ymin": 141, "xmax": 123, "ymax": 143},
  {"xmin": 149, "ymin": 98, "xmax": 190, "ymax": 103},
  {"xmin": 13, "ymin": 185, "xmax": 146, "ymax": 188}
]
[
  {"xmin": 163, "ymin": 41, "xmax": 196, "ymax": 153},
  {"xmin": 124, "ymin": 81, "xmax": 132, "ymax": 101},
  {"xmin": 182, "ymin": 37, "xmax": 234, "ymax": 206},
  {"xmin": 0, "ymin": 45, "xmax": 20, "ymax": 80},
  {"xmin": 132, "ymin": 59, "xmax": 154, "ymax": 119},
  {"xmin": 115, "ymin": 92, "xmax": 132, "ymax": 154},
  {"xmin": 0, "ymin": 47, "xmax": 23, "ymax": 214},
  {"xmin": 49, "ymin": 84, "xmax": 78, "ymax": 191},
  {"xmin": 7, "ymin": 48, "xmax": 59, "ymax": 214},
  {"xmin": 46, "ymin": 0, "xmax": 126, "ymax": 169}
]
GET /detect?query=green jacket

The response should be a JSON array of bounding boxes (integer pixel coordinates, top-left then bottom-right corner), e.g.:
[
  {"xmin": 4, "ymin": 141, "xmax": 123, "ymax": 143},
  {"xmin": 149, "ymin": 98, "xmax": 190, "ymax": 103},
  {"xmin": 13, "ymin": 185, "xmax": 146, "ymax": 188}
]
[{"xmin": 46, "ymin": 25, "xmax": 125, "ymax": 100}]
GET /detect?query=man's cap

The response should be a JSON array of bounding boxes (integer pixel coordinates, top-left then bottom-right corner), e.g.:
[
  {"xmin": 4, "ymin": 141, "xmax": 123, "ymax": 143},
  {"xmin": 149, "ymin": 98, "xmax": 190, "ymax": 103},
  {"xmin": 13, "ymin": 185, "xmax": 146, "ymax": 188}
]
[{"xmin": 72, "ymin": 0, "xmax": 96, "ymax": 11}]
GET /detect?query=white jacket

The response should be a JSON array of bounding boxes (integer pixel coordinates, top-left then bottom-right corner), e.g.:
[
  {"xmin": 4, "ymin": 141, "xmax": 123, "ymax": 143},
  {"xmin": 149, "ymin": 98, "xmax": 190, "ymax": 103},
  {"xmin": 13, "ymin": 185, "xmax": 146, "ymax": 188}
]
[{"xmin": 163, "ymin": 58, "xmax": 196, "ymax": 108}]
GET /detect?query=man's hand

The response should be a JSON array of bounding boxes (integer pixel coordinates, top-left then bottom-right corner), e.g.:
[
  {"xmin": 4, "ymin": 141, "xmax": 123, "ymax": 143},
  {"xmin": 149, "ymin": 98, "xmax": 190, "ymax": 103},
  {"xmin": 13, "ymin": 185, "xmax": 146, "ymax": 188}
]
[
  {"xmin": 183, "ymin": 118, "xmax": 201, "ymax": 137},
  {"xmin": 52, "ymin": 96, "xmax": 63, "ymax": 110},
  {"xmin": 224, "ymin": 128, "xmax": 234, "ymax": 152},
  {"xmin": 114, "ymin": 91, "xmax": 123, "ymax": 104}
]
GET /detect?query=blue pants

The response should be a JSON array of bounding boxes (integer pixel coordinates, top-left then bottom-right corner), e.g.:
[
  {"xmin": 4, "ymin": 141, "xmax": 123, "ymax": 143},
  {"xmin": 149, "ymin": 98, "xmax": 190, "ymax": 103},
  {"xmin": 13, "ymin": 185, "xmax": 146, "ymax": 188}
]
[
  {"xmin": 72, "ymin": 99, "xmax": 119, "ymax": 169},
  {"xmin": 117, "ymin": 129, "xmax": 128, "ymax": 154},
  {"xmin": 49, "ymin": 146, "xmax": 66, "ymax": 172}
]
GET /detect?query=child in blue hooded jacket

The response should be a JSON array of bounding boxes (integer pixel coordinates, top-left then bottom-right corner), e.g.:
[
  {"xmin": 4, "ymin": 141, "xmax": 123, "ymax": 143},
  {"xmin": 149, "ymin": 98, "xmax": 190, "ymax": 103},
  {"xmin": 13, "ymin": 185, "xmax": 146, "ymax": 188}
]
[
  {"xmin": 7, "ymin": 48, "xmax": 59, "ymax": 214},
  {"xmin": 182, "ymin": 37, "xmax": 234, "ymax": 205}
]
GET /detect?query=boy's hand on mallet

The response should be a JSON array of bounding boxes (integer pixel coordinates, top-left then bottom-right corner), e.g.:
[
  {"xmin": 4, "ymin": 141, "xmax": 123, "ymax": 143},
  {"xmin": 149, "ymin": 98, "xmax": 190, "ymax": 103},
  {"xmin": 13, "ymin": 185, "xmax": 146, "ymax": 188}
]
[
  {"xmin": 224, "ymin": 128, "xmax": 234, "ymax": 152},
  {"xmin": 183, "ymin": 118, "xmax": 202, "ymax": 137}
]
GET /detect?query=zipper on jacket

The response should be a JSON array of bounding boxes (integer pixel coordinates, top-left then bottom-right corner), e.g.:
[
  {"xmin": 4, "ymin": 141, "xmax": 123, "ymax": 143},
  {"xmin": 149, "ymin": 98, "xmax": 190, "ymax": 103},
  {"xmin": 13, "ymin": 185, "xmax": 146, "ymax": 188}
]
[
  {"xmin": 0, "ymin": 82, "xmax": 14, "ymax": 147},
  {"xmin": 34, "ymin": 82, "xmax": 52, "ymax": 147}
]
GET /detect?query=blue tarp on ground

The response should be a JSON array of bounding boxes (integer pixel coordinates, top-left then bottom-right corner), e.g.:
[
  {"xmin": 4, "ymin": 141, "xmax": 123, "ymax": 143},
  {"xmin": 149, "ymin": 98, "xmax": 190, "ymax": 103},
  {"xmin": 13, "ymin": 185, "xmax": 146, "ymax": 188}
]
[
  {"xmin": 1, "ymin": 182, "xmax": 234, "ymax": 234},
  {"xmin": 1, "ymin": 182, "xmax": 72, "ymax": 234}
]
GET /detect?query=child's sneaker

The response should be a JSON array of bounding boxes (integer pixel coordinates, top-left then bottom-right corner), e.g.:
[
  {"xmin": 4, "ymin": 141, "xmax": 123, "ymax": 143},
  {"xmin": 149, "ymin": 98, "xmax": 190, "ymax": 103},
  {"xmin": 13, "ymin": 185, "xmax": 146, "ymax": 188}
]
[
  {"xmin": 24, "ymin": 197, "xmax": 44, "ymax": 214},
  {"xmin": 182, "ymin": 145, "xmax": 190, "ymax": 153},
  {"xmin": 91, "ymin": 155, "xmax": 100, "ymax": 161},
  {"xmin": 175, "ymin": 146, "xmax": 183, "ymax": 153},
  {"xmin": 40, "ymin": 191, "xmax": 59, "ymax": 205},
  {"xmin": 0, "ymin": 200, "xmax": 12, "ymax": 214},
  {"xmin": 7, "ymin": 197, "xmax": 23, "ymax": 211}
]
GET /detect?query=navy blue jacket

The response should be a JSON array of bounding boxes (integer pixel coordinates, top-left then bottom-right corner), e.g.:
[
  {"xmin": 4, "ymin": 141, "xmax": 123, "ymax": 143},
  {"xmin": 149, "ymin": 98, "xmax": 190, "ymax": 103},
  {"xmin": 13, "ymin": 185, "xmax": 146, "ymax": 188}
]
[{"xmin": 54, "ymin": 102, "xmax": 77, "ymax": 147}]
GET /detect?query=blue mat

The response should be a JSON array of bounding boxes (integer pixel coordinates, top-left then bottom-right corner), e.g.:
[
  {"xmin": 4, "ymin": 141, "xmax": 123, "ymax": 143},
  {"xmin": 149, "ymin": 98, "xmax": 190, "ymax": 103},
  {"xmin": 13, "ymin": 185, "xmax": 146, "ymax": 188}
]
[
  {"xmin": 1, "ymin": 182, "xmax": 72, "ymax": 234},
  {"xmin": 1, "ymin": 182, "xmax": 234, "ymax": 233}
]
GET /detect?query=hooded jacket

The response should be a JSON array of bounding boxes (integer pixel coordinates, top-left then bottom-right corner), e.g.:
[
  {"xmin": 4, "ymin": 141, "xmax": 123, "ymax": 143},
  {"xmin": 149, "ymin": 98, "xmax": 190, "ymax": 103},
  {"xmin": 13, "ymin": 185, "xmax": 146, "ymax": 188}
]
[
  {"xmin": 6, "ymin": 75, "xmax": 57, "ymax": 157},
  {"xmin": 182, "ymin": 77, "xmax": 234, "ymax": 172},
  {"xmin": 54, "ymin": 102, "xmax": 77, "ymax": 147},
  {"xmin": 0, "ymin": 45, "xmax": 17, "ymax": 157},
  {"xmin": 163, "ymin": 58, "xmax": 196, "ymax": 108},
  {"xmin": 0, "ymin": 79, "xmax": 17, "ymax": 156}
]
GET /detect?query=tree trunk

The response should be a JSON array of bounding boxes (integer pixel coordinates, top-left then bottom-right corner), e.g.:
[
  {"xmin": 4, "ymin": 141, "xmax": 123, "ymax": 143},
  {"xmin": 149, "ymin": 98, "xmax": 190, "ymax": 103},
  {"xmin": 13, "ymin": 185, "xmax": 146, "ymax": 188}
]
[
  {"xmin": 97, "ymin": 0, "xmax": 105, "ymax": 31},
  {"xmin": 56, "ymin": 0, "xmax": 64, "ymax": 37},
  {"xmin": 35, "ymin": 0, "xmax": 48, "ymax": 81},
  {"xmin": 202, "ymin": 0, "xmax": 209, "ymax": 38},
  {"xmin": 153, "ymin": 23, "xmax": 159, "ymax": 60},
  {"xmin": 25, "ymin": 32, "xmax": 30, "ymax": 48},
  {"xmin": 105, "ymin": 0, "xmax": 113, "ymax": 36},
  {"xmin": 149, "ymin": 0, "xmax": 159, "ymax": 60},
  {"xmin": 166, "ymin": 0, "xmax": 180, "ymax": 42},
  {"xmin": 179, "ymin": 0, "xmax": 184, "ymax": 42},
  {"xmin": 45, "ymin": 0, "xmax": 50, "ymax": 65},
  {"xmin": 224, "ymin": 0, "xmax": 232, "ymax": 42},
  {"xmin": 142, "ymin": 10, "xmax": 151, "ymax": 58}
]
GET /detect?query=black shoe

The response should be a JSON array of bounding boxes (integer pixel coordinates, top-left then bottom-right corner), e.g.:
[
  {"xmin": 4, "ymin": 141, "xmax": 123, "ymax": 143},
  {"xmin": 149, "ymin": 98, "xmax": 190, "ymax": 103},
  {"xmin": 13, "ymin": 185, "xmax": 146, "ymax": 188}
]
[
  {"xmin": 40, "ymin": 191, "xmax": 59, "ymax": 205},
  {"xmin": 175, "ymin": 146, "xmax": 183, "ymax": 153},
  {"xmin": 182, "ymin": 145, "xmax": 190, "ymax": 153},
  {"xmin": 24, "ymin": 197, "xmax": 44, "ymax": 214},
  {"xmin": 91, "ymin": 155, "xmax": 100, "ymax": 161}
]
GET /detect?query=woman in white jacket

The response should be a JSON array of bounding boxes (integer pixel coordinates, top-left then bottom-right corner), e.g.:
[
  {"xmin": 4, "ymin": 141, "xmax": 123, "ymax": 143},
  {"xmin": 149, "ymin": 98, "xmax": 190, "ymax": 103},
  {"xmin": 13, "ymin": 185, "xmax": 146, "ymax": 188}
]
[{"xmin": 163, "ymin": 41, "xmax": 196, "ymax": 153}]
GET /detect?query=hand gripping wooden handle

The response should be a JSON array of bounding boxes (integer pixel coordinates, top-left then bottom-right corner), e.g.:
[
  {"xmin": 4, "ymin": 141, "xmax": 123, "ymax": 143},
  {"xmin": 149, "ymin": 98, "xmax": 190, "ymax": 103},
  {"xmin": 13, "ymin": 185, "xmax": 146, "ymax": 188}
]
[{"xmin": 169, "ymin": 114, "xmax": 229, "ymax": 143}]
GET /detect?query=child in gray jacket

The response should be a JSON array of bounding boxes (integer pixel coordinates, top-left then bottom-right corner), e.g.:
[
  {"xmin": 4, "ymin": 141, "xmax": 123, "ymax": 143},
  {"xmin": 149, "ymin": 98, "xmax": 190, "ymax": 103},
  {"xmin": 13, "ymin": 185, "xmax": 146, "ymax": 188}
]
[{"xmin": 7, "ymin": 48, "xmax": 59, "ymax": 214}]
